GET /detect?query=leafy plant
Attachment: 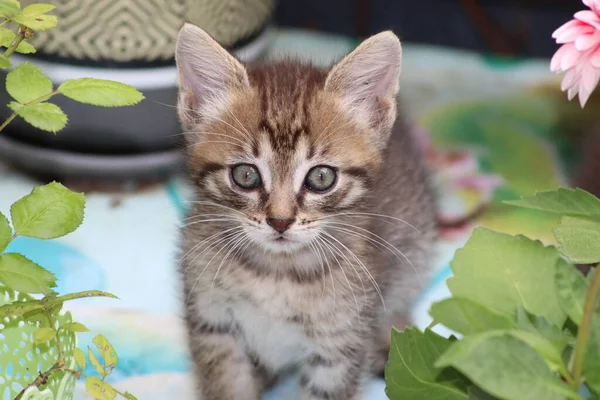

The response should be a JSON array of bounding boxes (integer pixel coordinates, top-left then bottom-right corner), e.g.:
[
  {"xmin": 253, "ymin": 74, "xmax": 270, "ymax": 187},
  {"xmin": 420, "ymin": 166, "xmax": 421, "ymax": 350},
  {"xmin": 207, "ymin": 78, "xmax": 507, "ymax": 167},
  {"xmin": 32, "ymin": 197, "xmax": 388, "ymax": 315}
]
[
  {"xmin": 385, "ymin": 187, "xmax": 600, "ymax": 400},
  {"xmin": 1, "ymin": 184, "xmax": 138, "ymax": 400},
  {"xmin": 0, "ymin": 1, "xmax": 144, "ymax": 399}
]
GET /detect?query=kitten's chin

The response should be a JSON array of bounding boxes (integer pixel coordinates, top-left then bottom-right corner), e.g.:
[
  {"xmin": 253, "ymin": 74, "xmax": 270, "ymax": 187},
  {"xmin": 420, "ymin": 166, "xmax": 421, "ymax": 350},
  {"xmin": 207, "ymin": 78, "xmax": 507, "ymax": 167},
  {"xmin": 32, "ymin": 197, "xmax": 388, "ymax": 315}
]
[{"xmin": 258, "ymin": 238, "xmax": 309, "ymax": 255}]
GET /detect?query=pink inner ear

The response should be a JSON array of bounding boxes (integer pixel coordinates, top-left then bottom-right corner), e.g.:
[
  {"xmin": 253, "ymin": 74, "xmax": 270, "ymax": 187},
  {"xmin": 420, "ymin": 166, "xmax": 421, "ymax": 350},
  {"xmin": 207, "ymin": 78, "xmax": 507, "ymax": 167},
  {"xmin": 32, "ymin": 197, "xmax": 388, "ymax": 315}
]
[{"xmin": 372, "ymin": 63, "xmax": 397, "ymax": 100}]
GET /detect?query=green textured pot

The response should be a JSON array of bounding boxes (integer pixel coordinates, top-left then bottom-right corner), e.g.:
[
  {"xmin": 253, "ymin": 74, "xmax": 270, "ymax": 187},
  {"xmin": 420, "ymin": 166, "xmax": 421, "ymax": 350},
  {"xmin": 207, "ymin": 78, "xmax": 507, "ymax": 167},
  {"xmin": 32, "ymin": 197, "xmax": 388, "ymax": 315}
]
[
  {"xmin": 0, "ymin": 286, "xmax": 78, "ymax": 400},
  {"xmin": 0, "ymin": 0, "xmax": 274, "ymax": 180}
]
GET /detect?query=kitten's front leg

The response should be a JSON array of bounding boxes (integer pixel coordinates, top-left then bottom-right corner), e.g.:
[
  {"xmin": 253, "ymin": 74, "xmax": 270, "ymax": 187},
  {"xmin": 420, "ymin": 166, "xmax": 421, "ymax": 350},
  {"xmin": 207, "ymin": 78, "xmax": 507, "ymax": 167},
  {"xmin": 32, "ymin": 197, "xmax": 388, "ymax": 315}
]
[
  {"xmin": 188, "ymin": 325, "xmax": 261, "ymax": 400},
  {"xmin": 299, "ymin": 340, "xmax": 367, "ymax": 400}
]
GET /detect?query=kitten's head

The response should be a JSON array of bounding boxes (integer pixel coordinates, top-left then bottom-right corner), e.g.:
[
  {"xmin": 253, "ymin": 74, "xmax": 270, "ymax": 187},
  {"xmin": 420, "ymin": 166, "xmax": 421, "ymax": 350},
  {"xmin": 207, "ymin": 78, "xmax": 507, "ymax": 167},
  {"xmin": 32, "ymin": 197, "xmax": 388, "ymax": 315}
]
[{"xmin": 176, "ymin": 24, "xmax": 402, "ymax": 255}]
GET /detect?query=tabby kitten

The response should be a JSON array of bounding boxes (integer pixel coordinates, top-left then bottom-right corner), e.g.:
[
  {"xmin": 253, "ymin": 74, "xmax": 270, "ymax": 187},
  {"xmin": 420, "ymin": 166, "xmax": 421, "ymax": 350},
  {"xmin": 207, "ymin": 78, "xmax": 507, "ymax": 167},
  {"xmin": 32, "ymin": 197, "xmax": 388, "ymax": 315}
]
[{"xmin": 176, "ymin": 23, "xmax": 437, "ymax": 400}]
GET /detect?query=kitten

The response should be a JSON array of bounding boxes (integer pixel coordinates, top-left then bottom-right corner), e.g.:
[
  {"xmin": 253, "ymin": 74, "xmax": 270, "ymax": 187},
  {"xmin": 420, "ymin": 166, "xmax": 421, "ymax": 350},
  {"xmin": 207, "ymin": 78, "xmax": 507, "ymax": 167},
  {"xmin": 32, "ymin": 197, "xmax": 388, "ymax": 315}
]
[{"xmin": 176, "ymin": 23, "xmax": 437, "ymax": 400}]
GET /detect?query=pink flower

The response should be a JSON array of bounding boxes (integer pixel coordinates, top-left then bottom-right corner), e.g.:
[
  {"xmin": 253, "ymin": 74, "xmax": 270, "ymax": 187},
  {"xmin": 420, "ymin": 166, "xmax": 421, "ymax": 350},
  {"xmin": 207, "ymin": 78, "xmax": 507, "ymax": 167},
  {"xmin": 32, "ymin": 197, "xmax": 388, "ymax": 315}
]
[{"xmin": 551, "ymin": 0, "xmax": 600, "ymax": 107}]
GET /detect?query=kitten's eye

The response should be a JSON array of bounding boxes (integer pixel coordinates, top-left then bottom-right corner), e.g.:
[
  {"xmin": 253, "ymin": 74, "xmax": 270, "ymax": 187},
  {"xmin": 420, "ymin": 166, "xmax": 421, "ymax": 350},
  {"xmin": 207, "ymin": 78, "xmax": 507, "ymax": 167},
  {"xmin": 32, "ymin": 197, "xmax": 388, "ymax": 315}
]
[
  {"xmin": 231, "ymin": 164, "xmax": 261, "ymax": 189},
  {"xmin": 305, "ymin": 166, "xmax": 337, "ymax": 192}
]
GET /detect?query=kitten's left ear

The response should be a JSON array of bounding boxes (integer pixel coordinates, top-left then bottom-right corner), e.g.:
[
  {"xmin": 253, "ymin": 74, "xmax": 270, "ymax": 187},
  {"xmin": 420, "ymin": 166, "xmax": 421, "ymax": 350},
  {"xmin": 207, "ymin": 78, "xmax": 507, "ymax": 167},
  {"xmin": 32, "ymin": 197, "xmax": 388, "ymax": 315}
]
[
  {"xmin": 175, "ymin": 23, "xmax": 250, "ymax": 129},
  {"xmin": 325, "ymin": 31, "xmax": 402, "ymax": 137}
]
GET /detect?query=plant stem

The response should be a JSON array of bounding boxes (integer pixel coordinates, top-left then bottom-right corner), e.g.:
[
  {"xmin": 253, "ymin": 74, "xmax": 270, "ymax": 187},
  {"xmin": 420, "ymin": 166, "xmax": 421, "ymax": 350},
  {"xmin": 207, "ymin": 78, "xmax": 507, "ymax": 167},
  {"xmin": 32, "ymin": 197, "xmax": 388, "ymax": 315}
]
[
  {"xmin": 3, "ymin": 26, "xmax": 26, "ymax": 58},
  {"xmin": 570, "ymin": 265, "xmax": 600, "ymax": 390},
  {"xmin": 0, "ymin": 113, "xmax": 17, "ymax": 132},
  {"xmin": 0, "ymin": 90, "xmax": 59, "ymax": 133},
  {"xmin": 13, "ymin": 358, "xmax": 64, "ymax": 400}
]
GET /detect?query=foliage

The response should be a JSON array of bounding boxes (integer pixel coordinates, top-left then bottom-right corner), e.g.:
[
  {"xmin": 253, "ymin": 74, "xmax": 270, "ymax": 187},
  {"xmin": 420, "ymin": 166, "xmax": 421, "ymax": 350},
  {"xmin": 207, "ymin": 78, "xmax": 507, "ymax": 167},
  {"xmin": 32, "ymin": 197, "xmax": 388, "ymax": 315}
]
[
  {"xmin": 0, "ymin": 0, "xmax": 145, "ymax": 133},
  {"xmin": 385, "ymin": 187, "xmax": 600, "ymax": 400},
  {"xmin": 0, "ymin": 2, "xmax": 143, "ymax": 399},
  {"xmin": 0, "ymin": 183, "xmax": 137, "ymax": 400}
]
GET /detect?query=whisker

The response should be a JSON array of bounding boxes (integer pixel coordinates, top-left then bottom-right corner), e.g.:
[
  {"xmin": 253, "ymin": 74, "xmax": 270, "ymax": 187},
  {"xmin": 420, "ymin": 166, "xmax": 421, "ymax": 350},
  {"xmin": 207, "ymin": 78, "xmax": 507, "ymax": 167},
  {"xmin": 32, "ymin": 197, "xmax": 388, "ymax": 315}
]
[
  {"xmin": 185, "ymin": 232, "xmax": 246, "ymax": 306},
  {"xmin": 182, "ymin": 228, "xmax": 245, "ymax": 275},
  {"xmin": 320, "ymin": 231, "xmax": 386, "ymax": 313},
  {"xmin": 179, "ymin": 226, "xmax": 243, "ymax": 265},
  {"xmin": 183, "ymin": 201, "xmax": 248, "ymax": 217},
  {"xmin": 324, "ymin": 222, "xmax": 422, "ymax": 286},
  {"xmin": 209, "ymin": 234, "xmax": 248, "ymax": 306},
  {"xmin": 320, "ymin": 235, "xmax": 368, "ymax": 306},
  {"xmin": 181, "ymin": 213, "xmax": 242, "ymax": 222},
  {"xmin": 319, "ymin": 237, "xmax": 361, "ymax": 317},
  {"xmin": 318, "ymin": 212, "xmax": 420, "ymax": 232},
  {"xmin": 225, "ymin": 108, "xmax": 254, "ymax": 143},
  {"xmin": 180, "ymin": 218, "xmax": 243, "ymax": 229},
  {"xmin": 182, "ymin": 131, "xmax": 248, "ymax": 145},
  {"xmin": 313, "ymin": 237, "xmax": 336, "ymax": 309}
]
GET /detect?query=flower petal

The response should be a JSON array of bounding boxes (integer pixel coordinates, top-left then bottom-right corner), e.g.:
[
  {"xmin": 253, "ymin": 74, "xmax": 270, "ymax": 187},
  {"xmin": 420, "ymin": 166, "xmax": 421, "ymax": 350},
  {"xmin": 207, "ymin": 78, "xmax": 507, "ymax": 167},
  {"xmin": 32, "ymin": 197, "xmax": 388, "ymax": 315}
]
[
  {"xmin": 561, "ymin": 68, "xmax": 579, "ymax": 91},
  {"xmin": 591, "ymin": 46, "xmax": 600, "ymax": 67},
  {"xmin": 575, "ymin": 31, "xmax": 600, "ymax": 50},
  {"xmin": 561, "ymin": 44, "xmax": 584, "ymax": 70},
  {"xmin": 551, "ymin": 45, "xmax": 569, "ymax": 72},
  {"xmin": 557, "ymin": 24, "xmax": 594, "ymax": 44},
  {"xmin": 553, "ymin": 20, "xmax": 583, "ymax": 39},
  {"xmin": 586, "ymin": 0, "xmax": 600, "ymax": 14},
  {"xmin": 568, "ymin": 84, "xmax": 579, "ymax": 100},
  {"xmin": 579, "ymin": 82, "xmax": 593, "ymax": 107},
  {"xmin": 575, "ymin": 10, "xmax": 600, "ymax": 29},
  {"xmin": 581, "ymin": 64, "xmax": 600, "ymax": 92}
]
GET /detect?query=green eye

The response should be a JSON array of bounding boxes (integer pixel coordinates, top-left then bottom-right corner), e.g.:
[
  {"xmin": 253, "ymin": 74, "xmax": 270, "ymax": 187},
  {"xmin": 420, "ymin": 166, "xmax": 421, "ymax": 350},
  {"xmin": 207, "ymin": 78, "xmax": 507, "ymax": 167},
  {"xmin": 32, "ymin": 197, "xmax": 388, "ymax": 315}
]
[
  {"xmin": 231, "ymin": 164, "xmax": 261, "ymax": 189},
  {"xmin": 305, "ymin": 166, "xmax": 337, "ymax": 192}
]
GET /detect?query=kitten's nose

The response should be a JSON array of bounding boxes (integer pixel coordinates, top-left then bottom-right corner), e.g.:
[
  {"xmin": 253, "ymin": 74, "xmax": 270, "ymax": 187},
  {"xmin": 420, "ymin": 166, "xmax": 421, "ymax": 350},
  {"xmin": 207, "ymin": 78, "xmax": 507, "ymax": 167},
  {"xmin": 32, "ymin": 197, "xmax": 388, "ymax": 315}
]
[{"xmin": 266, "ymin": 218, "xmax": 295, "ymax": 233}]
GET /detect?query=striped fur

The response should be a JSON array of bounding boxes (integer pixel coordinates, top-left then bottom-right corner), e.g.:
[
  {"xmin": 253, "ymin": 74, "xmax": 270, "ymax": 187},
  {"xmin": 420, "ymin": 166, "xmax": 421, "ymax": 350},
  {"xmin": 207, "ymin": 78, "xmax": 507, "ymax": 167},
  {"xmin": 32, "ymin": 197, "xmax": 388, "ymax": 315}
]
[{"xmin": 176, "ymin": 24, "xmax": 437, "ymax": 400}]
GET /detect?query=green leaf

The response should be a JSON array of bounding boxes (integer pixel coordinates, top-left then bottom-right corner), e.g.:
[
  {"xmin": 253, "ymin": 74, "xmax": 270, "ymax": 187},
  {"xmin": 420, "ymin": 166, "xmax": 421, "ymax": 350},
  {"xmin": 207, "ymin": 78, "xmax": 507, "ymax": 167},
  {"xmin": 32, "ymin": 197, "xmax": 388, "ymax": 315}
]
[
  {"xmin": 23, "ymin": 309, "xmax": 51, "ymax": 327},
  {"xmin": 385, "ymin": 327, "xmax": 469, "ymax": 400},
  {"xmin": 468, "ymin": 387, "xmax": 499, "ymax": 400},
  {"xmin": 506, "ymin": 330, "xmax": 567, "ymax": 374},
  {"xmin": 0, "ymin": 211, "xmax": 11, "ymax": 252},
  {"xmin": 0, "ymin": 54, "xmax": 10, "ymax": 68},
  {"xmin": 10, "ymin": 181, "xmax": 85, "ymax": 239},
  {"xmin": 88, "ymin": 347, "xmax": 106, "ymax": 377},
  {"xmin": 74, "ymin": 347, "xmax": 86, "ymax": 370},
  {"xmin": 429, "ymin": 298, "xmax": 515, "ymax": 335},
  {"xmin": 19, "ymin": 3, "xmax": 54, "ymax": 14},
  {"xmin": 553, "ymin": 216, "xmax": 600, "ymax": 264},
  {"xmin": 0, "ymin": 253, "xmax": 56, "ymax": 293},
  {"xmin": 93, "ymin": 334, "xmax": 118, "ymax": 374},
  {"xmin": 584, "ymin": 317, "xmax": 600, "ymax": 393},
  {"xmin": 515, "ymin": 306, "xmax": 570, "ymax": 352},
  {"xmin": 33, "ymin": 327, "xmax": 56, "ymax": 344},
  {"xmin": 58, "ymin": 78, "xmax": 144, "ymax": 107},
  {"xmin": 0, "ymin": 0, "xmax": 20, "ymax": 17},
  {"xmin": 12, "ymin": 4, "xmax": 57, "ymax": 31},
  {"xmin": 6, "ymin": 63, "xmax": 53, "ymax": 103},
  {"xmin": 123, "ymin": 393, "xmax": 138, "ymax": 400},
  {"xmin": 0, "ymin": 299, "xmax": 42, "ymax": 317},
  {"xmin": 85, "ymin": 376, "xmax": 117, "ymax": 400},
  {"xmin": 14, "ymin": 40, "xmax": 35, "ymax": 54},
  {"xmin": 9, "ymin": 101, "xmax": 67, "ymax": 133},
  {"xmin": 555, "ymin": 264, "xmax": 588, "ymax": 325},
  {"xmin": 435, "ymin": 332, "xmax": 577, "ymax": 400},
  {"xmin": 56, "ymin": 290, "xmax": 118, "ymax": 302},
  {"xmin": 61, "ymin": 322, "xmax": 89, "ymax": 332},
  {"xmin": 447, "ymin": 228, "xmax": 566, "ymax": 327},
  {"xmin": 505, "ymin": 188, "xmax": 600, "ymax": 218},
  {"xmin": 0, "ymin": 26, "xmax": 15, "ymax": 43}
]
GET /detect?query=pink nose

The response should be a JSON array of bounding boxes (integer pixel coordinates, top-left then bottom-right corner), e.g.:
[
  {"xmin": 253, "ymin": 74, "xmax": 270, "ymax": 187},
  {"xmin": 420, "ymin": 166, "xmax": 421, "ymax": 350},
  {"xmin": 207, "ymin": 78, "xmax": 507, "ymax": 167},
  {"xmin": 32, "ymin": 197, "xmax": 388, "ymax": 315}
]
[{"xmin": 266, "ymin": 218, "xmax": 295, "ymax": 233}]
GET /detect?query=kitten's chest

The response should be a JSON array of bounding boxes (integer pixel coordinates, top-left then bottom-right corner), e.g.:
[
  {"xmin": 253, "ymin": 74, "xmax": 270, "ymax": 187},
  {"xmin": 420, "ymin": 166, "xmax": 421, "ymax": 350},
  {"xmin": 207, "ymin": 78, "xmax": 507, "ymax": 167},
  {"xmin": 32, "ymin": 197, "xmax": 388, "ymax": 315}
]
[{"xmin": 231, "ymin": 298, "xmax": 314, "ymax": 370}]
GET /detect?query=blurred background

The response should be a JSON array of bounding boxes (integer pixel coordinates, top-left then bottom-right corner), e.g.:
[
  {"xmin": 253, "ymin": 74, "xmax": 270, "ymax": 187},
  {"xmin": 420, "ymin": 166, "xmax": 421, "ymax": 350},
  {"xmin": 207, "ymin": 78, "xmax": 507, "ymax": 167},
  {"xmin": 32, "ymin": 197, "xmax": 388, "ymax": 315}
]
[{"xmin": 2, "ymin": 1, "xmax": 600, "ymax": 399}]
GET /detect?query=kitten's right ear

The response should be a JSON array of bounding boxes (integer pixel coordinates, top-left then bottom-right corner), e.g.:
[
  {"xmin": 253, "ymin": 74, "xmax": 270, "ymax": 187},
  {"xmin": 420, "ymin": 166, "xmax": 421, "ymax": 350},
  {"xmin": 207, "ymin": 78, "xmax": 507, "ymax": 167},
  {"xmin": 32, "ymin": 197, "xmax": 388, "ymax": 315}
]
[{"xmin": 175, "ymin": 23, "xmax": 249, "ymax": 129}]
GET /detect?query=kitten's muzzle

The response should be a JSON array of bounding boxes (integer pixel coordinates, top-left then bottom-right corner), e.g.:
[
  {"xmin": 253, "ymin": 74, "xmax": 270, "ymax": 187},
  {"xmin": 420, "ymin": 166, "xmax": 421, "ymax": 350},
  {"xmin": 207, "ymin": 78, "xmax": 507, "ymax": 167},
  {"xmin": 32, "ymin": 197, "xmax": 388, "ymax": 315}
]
[{"xmin": 266, "ymin": 218, "xmax": 295, "ymax": 233}]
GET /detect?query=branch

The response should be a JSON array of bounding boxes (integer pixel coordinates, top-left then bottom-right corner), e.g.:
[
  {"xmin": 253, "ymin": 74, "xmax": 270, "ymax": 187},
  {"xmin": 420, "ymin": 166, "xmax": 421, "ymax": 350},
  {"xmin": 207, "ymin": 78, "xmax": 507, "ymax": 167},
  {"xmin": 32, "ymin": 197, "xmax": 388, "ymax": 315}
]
[
  {"xmin": 3, "ymin": 25, "xmax": 29, "ymax": 58},
  {"xmin": 14, "ymin": 358, "xmax": 65, "ymax": 400}
]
